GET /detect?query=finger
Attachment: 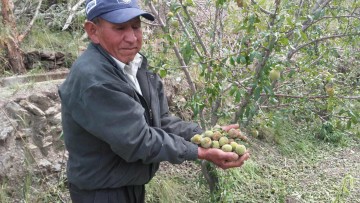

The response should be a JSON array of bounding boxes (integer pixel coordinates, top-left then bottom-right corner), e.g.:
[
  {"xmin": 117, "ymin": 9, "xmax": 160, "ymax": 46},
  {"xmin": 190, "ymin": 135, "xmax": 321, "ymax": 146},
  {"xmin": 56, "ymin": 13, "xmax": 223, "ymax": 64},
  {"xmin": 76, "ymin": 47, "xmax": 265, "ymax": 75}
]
[
  {"xmin": 238, "ymin": 152, "xmax": 250, "ymax": 162},
  {"xmin": 220, "ymin": 152, "xmax": 239, "ymax": 162},
  {"xmin": 222, "ymin": 123, "xmax": 240, "ymax": 131},
  {"xmin": 222, "ymin": 153, "xmax": 250, "ymax": 169}
]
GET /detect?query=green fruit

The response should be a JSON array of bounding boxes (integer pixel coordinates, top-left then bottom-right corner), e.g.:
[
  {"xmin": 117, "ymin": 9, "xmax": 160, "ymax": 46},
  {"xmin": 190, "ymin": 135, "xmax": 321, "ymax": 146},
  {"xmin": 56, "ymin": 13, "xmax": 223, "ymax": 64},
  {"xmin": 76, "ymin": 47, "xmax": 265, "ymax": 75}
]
[
  {"xmin": 170, "ymin": 20, "xmax": 179, "ymax": 28},
  {"xmin": 167, "ymin": 12, "xmax": 174, "ymax": 18},
  {"xmin": 235, "ymin": 145, "xmax": 246, "ymax": 155},
  {"xmin": 269, "ymin": 69, "xmax": 280, "ymax": 81},
  {"xmin": 228, "ymin": 128, "xmax": 238, "ymax": 138},
  {"xmin": 250, "ymin": 129, "xmax": 259, "ymax": 138},
  {"xmin": 219, "ymin": 137, "xmax": 229, "ymax": 146},
  {"xmin": 212, "ymin": 131, "xmax": 222, "ymax": 141},
  {"xmin": 200, "ymin": 137, "xmax": 212, "ymax": 149},
  {"xmin": 212, "ymin": 141, "xmax": 220, "ymax": 149},
  {"xmin": 230, "ymin": 141, "xmax": 238, "ymax": 149},
  {"xmin": 204, "ymin": 130, "xmax": 214, "ymax": 138},
  {"xmin": 221, "ymin": 144, "xmax": 233, "ymax": 152},
  {"xmin": 326, "ymin": 86, "xmax": 334, "ymax": 97},
  {"xmin": 190, "ymin": 134, "xmax": 202, "ymax": 144}
]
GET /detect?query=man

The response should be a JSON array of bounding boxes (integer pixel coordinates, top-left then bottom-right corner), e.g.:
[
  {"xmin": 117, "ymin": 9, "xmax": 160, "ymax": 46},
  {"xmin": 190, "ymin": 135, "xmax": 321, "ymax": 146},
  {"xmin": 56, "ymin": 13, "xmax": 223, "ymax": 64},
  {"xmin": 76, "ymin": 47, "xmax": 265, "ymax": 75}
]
[{"xmin": 59, "ymin": 0, "xmax": 250, "ymax": 202}]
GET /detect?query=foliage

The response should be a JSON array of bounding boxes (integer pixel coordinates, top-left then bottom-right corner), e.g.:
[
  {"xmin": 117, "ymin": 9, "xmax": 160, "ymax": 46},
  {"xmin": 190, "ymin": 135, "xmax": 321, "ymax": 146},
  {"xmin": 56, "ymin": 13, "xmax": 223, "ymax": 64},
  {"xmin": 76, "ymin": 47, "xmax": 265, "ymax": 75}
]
[{"xmin": 142, "ymin": 0, "xmax": 360, "ymax": 135}]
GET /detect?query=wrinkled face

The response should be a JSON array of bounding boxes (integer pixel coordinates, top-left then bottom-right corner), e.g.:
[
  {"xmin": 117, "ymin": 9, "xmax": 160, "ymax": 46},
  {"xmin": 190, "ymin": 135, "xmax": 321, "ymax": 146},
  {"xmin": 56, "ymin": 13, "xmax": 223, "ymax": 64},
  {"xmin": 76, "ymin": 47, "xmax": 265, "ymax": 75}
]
[{"xmin": 85, "ymin": 17, "xmax": 143, "ymax": 64}]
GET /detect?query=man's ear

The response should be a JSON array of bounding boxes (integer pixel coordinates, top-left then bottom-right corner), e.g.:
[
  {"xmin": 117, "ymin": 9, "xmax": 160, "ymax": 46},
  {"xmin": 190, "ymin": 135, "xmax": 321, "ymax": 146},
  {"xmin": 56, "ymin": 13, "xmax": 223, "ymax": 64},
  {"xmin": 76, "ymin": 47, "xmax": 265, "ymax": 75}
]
[{"xmin": 84, "ymin": 21, "xmax": 100, "ymax": 44}]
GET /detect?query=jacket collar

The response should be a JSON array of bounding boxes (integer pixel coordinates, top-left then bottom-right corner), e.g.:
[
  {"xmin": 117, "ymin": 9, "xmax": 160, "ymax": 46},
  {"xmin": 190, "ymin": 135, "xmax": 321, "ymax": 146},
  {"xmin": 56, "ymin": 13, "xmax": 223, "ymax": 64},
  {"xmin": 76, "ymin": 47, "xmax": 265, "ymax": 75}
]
[{"xmin": 90, "ymin": 43, "xmax": 153, "ymax": 104}]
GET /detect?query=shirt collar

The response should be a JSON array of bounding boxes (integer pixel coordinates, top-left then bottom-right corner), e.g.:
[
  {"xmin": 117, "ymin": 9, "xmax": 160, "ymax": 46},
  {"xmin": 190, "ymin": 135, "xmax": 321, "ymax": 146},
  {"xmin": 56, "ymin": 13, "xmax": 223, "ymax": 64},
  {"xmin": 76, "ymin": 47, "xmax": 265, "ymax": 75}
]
[{"xmin": 111, "ymin": 53, "xmax": 143, "ymax": 75}]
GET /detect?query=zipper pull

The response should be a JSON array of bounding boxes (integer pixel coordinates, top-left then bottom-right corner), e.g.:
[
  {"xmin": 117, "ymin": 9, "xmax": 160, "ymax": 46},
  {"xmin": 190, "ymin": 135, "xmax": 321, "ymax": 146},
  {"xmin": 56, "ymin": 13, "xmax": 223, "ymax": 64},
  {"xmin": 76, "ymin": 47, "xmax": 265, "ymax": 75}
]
[{"xmin": 149, "ymin": 109, "xmax": 153, "ymax": 121}]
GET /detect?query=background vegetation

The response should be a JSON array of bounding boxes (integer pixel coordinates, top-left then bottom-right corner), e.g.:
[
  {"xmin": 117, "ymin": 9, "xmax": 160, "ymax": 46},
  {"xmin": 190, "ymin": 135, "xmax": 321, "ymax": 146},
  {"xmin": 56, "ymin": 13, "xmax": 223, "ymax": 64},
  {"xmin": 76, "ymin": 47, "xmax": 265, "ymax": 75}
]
[{"xmin": 1, "ymin": 0, "xmax": 359, "ymax": 202}]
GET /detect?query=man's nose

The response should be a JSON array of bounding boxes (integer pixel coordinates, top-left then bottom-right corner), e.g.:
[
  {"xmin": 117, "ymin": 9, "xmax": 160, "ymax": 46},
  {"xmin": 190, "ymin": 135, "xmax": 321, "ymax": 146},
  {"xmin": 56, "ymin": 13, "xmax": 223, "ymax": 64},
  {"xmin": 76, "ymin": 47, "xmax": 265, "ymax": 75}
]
[{"xmin": 124, "ymin": 29, "xmax": 137, "ymax": 42}]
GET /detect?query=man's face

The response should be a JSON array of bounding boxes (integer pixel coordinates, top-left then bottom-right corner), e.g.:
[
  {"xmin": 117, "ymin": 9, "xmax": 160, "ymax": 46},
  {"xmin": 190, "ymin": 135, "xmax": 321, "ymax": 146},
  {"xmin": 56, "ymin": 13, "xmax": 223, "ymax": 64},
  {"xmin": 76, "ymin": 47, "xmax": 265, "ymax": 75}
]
[{"xmin": 92, "ymin": 17, "xmax": 143, "ymax": 64}]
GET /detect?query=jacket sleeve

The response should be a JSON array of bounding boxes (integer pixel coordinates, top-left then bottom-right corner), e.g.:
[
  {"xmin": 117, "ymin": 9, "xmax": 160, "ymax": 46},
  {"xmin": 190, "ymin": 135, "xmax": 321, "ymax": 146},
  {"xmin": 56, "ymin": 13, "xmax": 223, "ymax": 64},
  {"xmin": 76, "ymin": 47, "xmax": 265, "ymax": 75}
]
[
  {"xmin": 71, "ymin": 82, "xmax": 198, "ymax": 164},
  {"xmin": 155, "ymin": 76, "xmax": 204, "ymax": 141}
]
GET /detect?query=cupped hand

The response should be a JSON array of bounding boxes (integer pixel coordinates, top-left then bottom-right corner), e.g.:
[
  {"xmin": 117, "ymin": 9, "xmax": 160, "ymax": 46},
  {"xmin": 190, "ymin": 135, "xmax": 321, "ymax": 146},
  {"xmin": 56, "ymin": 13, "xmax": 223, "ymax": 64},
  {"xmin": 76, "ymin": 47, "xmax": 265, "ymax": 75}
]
[{"xmin": 198, "ymin": 147, "xmax": 250, "ymax": 170}]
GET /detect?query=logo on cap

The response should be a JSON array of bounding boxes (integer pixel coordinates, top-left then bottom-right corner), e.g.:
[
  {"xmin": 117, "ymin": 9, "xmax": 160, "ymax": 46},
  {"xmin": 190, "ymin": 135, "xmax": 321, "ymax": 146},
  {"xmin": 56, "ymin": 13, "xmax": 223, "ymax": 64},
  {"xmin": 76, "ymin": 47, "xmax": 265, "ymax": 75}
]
[
  {"xmin": 117, "ymin": 0, "xmax": 131, "ymax": 4},
  {"xmin": 86, "ymin": 0, "xmax": 97, "ymax": 14}
]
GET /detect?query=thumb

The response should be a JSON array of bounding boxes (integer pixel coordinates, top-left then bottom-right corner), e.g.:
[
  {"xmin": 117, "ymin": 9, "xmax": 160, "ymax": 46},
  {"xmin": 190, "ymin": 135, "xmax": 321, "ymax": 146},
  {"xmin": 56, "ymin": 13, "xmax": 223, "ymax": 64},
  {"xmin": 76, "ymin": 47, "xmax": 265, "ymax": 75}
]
[
  {"xmin": 223, "ymin": 152, "xmax": 239, "ymax": 161},
  {"xmin": 222, "ymin": 123, "xmax": 240, "ymax": 132}
]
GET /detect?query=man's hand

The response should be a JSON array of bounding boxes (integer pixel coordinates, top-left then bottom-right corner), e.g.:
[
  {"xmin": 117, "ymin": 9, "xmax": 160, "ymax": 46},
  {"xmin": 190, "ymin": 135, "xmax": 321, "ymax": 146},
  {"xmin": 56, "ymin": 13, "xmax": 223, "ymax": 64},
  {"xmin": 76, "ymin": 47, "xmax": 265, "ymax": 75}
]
[
  {"xmin": 198, "ymin": 147, "xmax": 250, "ymax": 170},
  {"xmin": 221, "ymin": 123, "xmax": 240, "ymax": 132}
]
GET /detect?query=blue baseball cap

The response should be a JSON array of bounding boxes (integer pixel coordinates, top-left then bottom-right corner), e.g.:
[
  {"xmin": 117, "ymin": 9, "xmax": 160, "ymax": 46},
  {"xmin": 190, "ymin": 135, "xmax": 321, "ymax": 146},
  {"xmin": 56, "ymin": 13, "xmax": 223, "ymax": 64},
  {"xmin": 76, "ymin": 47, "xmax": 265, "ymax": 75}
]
[{"xmin": 85, "ymin": 0, "xmax": 155, "ymax": 23}]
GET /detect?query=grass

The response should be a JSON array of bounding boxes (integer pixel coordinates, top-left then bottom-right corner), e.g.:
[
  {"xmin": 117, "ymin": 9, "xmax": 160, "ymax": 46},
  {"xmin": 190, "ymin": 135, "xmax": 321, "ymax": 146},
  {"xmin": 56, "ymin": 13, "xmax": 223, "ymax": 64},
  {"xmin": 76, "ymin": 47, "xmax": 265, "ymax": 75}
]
[
  {"xmin": 1, "ymin": 110, "xmax": 358, "ymax": 202},
  {"xmin": 143, "ymin": 113, "xmax": 359, "ymax": 203},
  {"xmin": 22, "ymin": 22, "xmax": 85, "ymax": 57},
  {"xmin": 146, "ymin": 161, "xmax": 210, "ymax": 203},
  {"xmin": 213, "ymin": 116, "xmax": 360, "ymax": 203}
]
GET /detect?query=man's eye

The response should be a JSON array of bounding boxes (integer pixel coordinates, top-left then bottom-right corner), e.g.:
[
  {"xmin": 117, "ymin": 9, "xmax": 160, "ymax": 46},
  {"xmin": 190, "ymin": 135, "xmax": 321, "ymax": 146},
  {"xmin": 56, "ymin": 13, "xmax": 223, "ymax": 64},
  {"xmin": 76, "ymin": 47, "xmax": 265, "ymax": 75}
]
[{"xmin": 132, "ymin": 25, "xmax": 141, "ymax": 29}]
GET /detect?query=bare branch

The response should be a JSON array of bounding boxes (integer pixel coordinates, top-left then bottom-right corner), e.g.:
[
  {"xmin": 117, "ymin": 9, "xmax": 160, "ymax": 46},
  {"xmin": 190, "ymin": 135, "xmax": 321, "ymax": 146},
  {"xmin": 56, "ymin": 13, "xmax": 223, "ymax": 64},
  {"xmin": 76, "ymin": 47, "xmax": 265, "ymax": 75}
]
[
  {"xmin": 261, "ymin": 93, "xmax": 360, "ymax": 100},
  {"xmin": 287, "ymin": 33, "xmax": 360, "ymax": 60},
  {"xmin": 250, "ymin": 0, "xmax": 274, "ymax": 16},
  {"xmin": 62, "ymin": 0, "xmax": 86, "ymax": 31},
  {"xmin": 148, "ymin": 2, "xmax": 196, "ymax": 94},
  {"xmin": 176, "ymin": 13, "xmax": 203, "ymax": 57},
  {"xmin": 311, "ymin": 0, "xmax": 332, "ymax": 14},
  {"xmin": 18, "ymin": 0, "xmax": 43, "ymax": 42},
  {"xmin": 286, "ymin": 0, "xmax": 333, "ymax": 38},
  {"xmin": 182, "ymin": 5, "xmax": 210, "ymax": 57}
]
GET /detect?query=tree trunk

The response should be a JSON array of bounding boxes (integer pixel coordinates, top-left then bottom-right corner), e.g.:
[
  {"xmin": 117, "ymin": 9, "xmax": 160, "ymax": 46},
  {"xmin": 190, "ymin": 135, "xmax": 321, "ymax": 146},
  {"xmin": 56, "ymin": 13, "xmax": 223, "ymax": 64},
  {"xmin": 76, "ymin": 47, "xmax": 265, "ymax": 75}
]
[{"xmin": 1, "ymin": 0, "xmax": 27, "ymax": 74}]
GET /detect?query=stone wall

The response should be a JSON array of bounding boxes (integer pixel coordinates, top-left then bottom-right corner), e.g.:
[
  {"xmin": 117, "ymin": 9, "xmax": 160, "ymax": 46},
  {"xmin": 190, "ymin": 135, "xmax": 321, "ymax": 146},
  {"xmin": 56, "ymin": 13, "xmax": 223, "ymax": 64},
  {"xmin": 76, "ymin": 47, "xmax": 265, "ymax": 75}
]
[
  {"xmin": 0, "ymin": 90, "xmax": 66, "ymax": 182},
  {"xmin": 0, "ymin": 72, "xmax": 192, "ymax": 187}
]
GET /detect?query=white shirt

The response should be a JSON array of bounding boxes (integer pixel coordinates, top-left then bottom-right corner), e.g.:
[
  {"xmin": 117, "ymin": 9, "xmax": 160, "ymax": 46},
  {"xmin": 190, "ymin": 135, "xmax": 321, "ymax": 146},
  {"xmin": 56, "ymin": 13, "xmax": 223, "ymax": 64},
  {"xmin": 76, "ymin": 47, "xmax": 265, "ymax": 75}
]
[{"xmin": 111, "ymin": 54, "xmax": 143, "ymax": 95}]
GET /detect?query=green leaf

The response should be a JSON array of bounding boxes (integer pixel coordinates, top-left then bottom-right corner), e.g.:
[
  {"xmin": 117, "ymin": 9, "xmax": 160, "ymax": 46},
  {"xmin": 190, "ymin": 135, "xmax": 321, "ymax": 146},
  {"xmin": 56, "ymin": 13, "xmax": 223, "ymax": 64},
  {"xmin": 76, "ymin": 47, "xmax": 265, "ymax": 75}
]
[
  {"xmin": 230, "ymin": 57, "xmax": 236, "ymax": 66},
  {"xmin": 279, "ymin": 37, "xmax": 289, "ymax": 46},
  {"xmin": 159, "ymin": 69, "xmax": 167, "ymax": 78},
  {"xmin": 254, "ymin": 86, "xmax": 262, "ymax": 101},
  {"xmin": 263, "ymin": 85, "xmax": 274, "ymax": 95},
  {"xmin": 235, "ymin": 90, "xmax": 241, "ymax": 103},
  {"xmin": 180, "ymin": 41, "xmax": 193, "ymax": 64},
  {"xmin": 347, "ymin": 120, "xmax": 352, "ymax": 129}
]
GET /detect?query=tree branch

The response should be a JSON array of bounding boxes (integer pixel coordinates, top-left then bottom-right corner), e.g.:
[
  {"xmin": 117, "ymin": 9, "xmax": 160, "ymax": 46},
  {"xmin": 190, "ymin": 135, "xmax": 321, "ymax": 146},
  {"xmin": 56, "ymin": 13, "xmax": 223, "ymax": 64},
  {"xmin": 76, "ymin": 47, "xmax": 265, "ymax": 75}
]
[
  {"xmin": 148, "ymin": 3, "xmax": 196, "ymax": 95},
  {"xmin": 261, "ymin": 93, "xmax": 360, "ymax": 100},
  {"xmin": 62, "ymin": 0, "xmax": 86, "ymax": 31},
  {"xmin": 176, "ymin": 13, "xmax": 203, "ymax": 57},
  {"xmin": 182, "ymin": 4, "xmax": 210, "ymax": 57},
  {"xmin": 287, "ymin": 33, "xmax": 360, "ymax": 60},
  {"xmin": 250, "ymin": 0, "xmax": 274, "ymax": 16},
  {"xmin": 18, "ymin": 0, "xmax": 43, "ymax": 43}
]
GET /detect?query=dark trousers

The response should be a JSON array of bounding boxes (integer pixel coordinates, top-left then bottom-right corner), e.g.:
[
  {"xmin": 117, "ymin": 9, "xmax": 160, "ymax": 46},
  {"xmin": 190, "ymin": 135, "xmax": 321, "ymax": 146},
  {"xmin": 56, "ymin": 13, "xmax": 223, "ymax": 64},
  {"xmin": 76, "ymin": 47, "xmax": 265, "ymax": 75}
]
[{"xmin": 68, "ymin": 183, "xmax": 145, "ymax": 203}]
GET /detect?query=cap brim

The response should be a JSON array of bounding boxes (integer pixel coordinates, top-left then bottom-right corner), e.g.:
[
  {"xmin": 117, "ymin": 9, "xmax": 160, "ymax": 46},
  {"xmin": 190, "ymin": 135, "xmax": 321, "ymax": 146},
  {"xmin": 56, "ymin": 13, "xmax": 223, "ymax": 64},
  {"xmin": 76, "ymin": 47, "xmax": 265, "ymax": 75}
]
[{"xmin": 100, "ymin": 8, "xmax": 155, "ymax": 24}]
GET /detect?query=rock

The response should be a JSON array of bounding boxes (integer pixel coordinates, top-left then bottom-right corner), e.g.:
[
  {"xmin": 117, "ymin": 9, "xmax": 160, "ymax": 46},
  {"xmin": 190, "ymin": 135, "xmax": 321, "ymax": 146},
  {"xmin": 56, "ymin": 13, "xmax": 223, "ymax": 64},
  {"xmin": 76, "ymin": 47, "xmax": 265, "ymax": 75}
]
[
  {"xmin": 19, "ymin": 100, "xmax": 45, "ymax": 117},
  {"xmin": 5, "ymin": 101, "xmax": 32, "ymax": 127},
  {"xmin": 45, "ymin": 106, "xmax": 58, "ymax": 116},
  {"xmin": 49, "ymin": 113, "xmax": 62, "ymax": 126},
  {"xmin": 52, "ymin": 163, "xmax": 62, "ymax": 172},
  {"xmin": 29, "ymin": 93, "xmax": 54, "ymax": 111},
  {"xmin": 39, "ymin": 159, "xmax": 52, "ymax": 169},
  {"xmin": 0, "ymin": 126, "xmax": 15, "ymax": 141}
]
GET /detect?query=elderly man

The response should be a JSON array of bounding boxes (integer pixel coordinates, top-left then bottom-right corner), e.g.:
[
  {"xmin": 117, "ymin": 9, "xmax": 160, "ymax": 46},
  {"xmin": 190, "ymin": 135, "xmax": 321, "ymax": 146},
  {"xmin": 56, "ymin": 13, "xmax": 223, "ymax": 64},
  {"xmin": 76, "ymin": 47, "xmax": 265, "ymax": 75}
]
[{"xmin": 59, "ymin": 0, "xmax": 250, "ymax": 202}]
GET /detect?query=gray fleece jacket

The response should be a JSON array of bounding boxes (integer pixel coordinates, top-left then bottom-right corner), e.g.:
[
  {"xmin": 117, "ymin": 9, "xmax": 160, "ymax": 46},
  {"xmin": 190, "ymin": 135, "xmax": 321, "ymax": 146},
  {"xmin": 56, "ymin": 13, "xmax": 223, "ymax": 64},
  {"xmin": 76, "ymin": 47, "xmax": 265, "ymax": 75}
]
[{"xmin": 59, "ymin": 43, "xmax": 202, "ymax": 190}]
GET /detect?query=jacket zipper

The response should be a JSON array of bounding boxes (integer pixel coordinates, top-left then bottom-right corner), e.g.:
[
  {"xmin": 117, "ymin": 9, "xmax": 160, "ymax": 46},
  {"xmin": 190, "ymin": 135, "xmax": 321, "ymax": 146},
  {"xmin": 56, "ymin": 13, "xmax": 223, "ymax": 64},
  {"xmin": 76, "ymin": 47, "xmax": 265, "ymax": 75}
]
[{"xmin": 136, "ymin": 92, "xmax": 153, "ymax": 126}]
